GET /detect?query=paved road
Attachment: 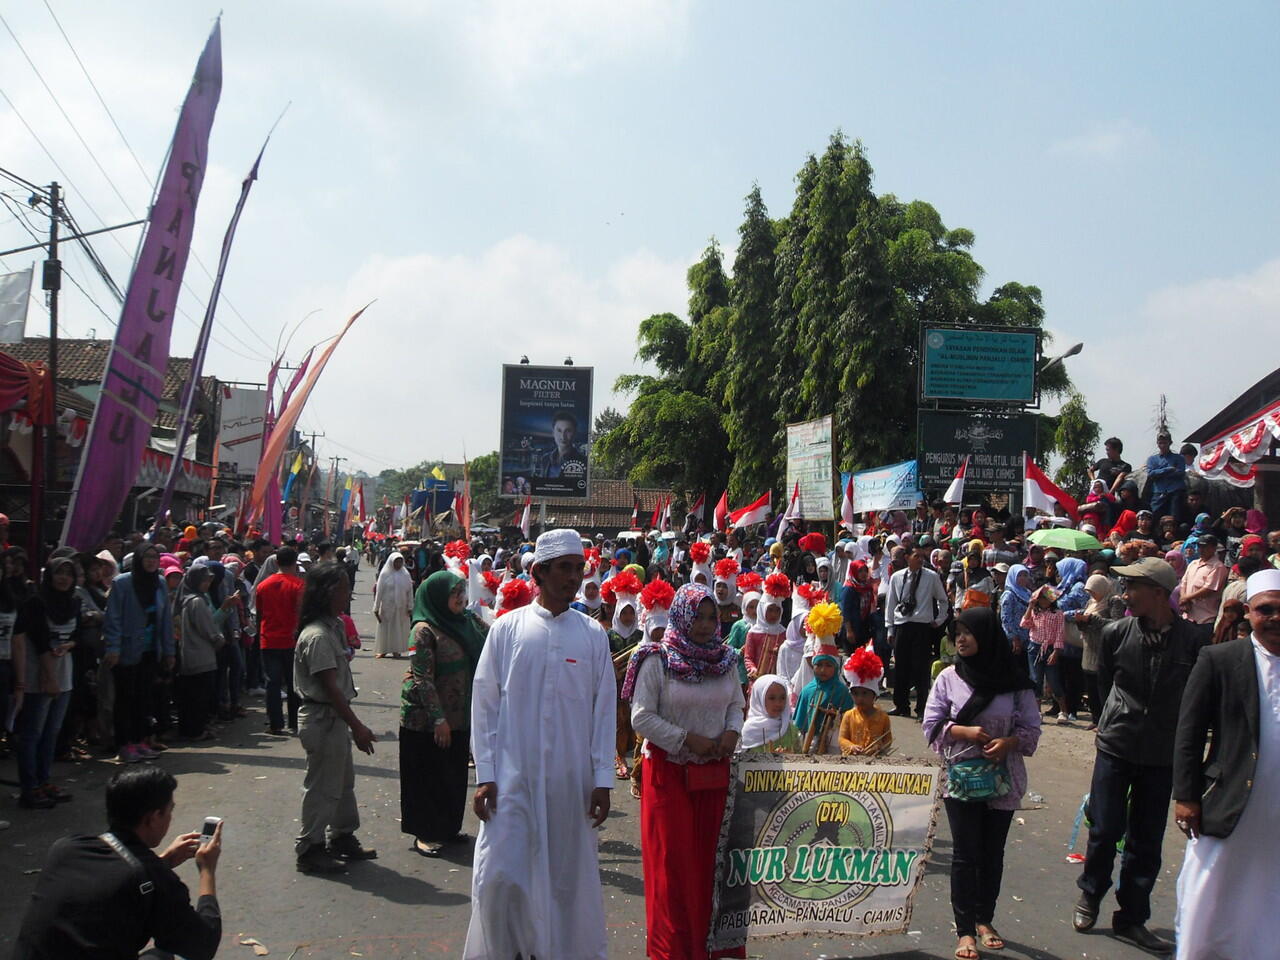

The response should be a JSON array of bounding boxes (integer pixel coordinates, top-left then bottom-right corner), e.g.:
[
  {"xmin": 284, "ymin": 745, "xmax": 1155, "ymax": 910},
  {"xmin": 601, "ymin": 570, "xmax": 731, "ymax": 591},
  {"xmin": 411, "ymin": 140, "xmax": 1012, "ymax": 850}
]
[{"xmin": 1, "ymin": 566, "xmax": 1185, "ymax": 958}]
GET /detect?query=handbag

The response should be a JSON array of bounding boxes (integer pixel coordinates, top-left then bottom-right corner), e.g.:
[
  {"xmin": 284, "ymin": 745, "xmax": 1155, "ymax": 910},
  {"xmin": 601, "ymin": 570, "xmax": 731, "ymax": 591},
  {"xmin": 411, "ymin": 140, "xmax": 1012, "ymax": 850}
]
[
  {"xmin": 946, "ymin": 756, "xmax": 1012, "ymax": 801},
  {"xmin": 685, "ymin": 758, "xmax": 731, "ymax": 792},
  {"xmin": 1062, "ymin": 620, "xmax": 1085, "ymax": 650}
]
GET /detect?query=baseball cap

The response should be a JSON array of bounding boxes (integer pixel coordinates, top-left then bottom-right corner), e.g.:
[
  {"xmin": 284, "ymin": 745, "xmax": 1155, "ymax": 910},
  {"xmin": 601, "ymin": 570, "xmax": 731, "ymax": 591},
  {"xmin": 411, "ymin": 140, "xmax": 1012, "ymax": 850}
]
[
  {"xmin": 993, "ymin": 562, "xmax": 1011, "ymax": 574},
  {"xmin": 1111, "ymin": 557, "xmax": 1178, "ymax": 592}
]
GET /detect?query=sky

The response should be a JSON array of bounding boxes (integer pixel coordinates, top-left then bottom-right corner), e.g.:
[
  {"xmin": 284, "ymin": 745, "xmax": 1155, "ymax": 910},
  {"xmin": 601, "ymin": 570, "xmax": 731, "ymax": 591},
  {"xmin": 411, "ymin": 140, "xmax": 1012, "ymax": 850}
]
[{"xmin": 2, "ymin": 0, "xmax": 1278, "ymax": 478}]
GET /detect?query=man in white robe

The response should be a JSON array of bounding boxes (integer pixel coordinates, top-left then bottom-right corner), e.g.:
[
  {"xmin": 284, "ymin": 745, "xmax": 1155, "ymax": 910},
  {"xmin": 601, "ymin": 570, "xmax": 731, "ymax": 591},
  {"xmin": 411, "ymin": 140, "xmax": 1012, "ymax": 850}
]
[
  {"xmin": 1173, "ymin": 568, "xmax": 1280, "ymax": 958},
  {"xmin": 464, "ymin": 528, "xmax": 616, "ymax": 960}
]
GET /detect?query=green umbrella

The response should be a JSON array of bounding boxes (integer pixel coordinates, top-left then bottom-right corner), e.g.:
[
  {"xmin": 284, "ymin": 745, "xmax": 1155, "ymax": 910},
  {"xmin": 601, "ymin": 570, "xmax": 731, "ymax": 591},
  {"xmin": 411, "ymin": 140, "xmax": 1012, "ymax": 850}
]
[{"xmin": 1027, "ymin": 527, "xmax": 1104, "ymax": 552}]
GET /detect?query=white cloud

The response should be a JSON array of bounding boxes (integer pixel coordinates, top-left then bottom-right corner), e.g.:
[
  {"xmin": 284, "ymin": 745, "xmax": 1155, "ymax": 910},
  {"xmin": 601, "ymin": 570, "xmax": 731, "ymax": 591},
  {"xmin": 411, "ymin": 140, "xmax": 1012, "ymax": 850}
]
[
  {"xmin": 291, "ymin": 235, "xmax": 689, "ymax": 471},
  {"xmin": 1064, "ymin": 256, "xmax": 1280, "ymax": 454},
  {"xmin": 1048, "ymin": 118, "xmax": 1154, "ymax": 161}
]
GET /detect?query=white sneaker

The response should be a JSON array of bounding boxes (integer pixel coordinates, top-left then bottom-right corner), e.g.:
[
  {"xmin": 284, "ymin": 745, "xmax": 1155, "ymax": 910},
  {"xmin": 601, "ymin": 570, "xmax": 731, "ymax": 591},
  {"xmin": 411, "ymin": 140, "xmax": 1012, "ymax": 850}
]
[{"xmin": 247, "ymin": 687, "xmax": 266, "ymax": 697}]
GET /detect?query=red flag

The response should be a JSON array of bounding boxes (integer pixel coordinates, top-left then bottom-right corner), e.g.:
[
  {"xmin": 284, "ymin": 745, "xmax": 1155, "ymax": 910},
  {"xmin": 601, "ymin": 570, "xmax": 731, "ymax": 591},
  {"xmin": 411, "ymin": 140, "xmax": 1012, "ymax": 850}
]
[
  {"xmin": 729, "ymin": 491, "xmax": 771, "ymax": 529},
  {"xmin": 649, "ymin": 498, "xmax": 662, "ymax": 529},
  {"xmin": 1023, "ymin": 453, "xmax": 1079, "ymax": 521},
  {"xmin": 777, "ymin": 481, "xmax": 803, "ymax": 540},
  {"xmin": 840, "ymin": 474, "xmax": 855, "ymax": 530},
  {"xmin": 660, "ymin": 495, "xmax": 672, "ymax": 532},
  {"xmin": 685, "ymin": 492, "xmax": 706, "ymax": 523},
  {"xmin": 713, "ymin": 490, "xmax": 729, "ymax": 532},
  {"xmin": 943, "ymin": 456, "xmax": 968, "ymax": 505}
]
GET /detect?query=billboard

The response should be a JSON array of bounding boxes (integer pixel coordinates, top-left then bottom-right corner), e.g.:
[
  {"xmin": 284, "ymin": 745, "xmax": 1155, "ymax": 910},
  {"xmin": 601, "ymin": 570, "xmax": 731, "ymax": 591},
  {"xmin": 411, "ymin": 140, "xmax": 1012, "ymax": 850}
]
[
  {"xmin": 216, "ymin": 386, "xmax": 267, "ymax": 475},
  {"xmin": 843, "ymin": 460, "xmax": 920, "ymax": 515},
  {"xmin": 499, "ymin": 364, "xmax": 593, "ymax": 499},
  {"xmin": 918, "ymin": 410, "xmax": 1038, "ymax": 494},
  {"xmin": 709, "ymin": 754, "xmax": 940, "ymax": 951},
  {"xmin": 921, "ymin": 327, "xmax": 1038, "ymax": 403},
  {"xmin": 786, "ymin": 416, "xmax": 834, "ymax": 518}
]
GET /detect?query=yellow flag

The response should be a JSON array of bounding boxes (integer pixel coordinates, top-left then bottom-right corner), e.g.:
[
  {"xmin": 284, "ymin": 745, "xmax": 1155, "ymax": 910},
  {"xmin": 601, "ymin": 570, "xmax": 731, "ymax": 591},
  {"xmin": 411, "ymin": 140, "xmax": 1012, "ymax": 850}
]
[
  {"xmin": 431, "ymin": 465, "xmax": 446, "ymax": 481},
  {"xmin": 289, "ymin": 451, "xmax": 304, "ymax": 475}
]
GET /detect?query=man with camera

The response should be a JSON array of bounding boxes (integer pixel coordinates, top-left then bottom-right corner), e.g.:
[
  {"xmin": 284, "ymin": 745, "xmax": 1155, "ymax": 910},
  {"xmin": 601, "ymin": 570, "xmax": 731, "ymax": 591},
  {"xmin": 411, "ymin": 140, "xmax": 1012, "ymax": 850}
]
[
  {"xmin": 885, "ymin": 543, "xmax": 949, "ymax": 718},
  {"xmin": 13, "ymin": 763, "xmax": 223, "ymax": 959}
]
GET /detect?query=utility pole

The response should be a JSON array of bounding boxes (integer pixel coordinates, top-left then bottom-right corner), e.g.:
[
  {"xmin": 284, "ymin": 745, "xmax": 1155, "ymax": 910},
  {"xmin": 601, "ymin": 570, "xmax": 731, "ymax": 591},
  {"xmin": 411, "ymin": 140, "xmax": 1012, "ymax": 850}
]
[
  {"xmin": 325, "ymin": 455, "xmax": 347, "ymax": 538},
  {"xmin": 43, "ymin": 182, "xmax": 60, "ymax": 549}
]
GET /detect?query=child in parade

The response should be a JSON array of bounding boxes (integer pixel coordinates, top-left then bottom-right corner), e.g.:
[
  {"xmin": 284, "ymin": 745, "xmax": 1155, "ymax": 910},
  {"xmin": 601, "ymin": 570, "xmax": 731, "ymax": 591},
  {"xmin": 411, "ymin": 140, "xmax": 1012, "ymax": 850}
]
[
  {"xmin": 742, "ymin": 573, "xmax": 790, "ymax": 686},
  {"xmin": 738, "ymin": 674, "xmax": 802, "ymax": 754},
  {"xmin": 793, "ymin": 644, "xmax": 853, "ymax": 755},
  {"xmin": 725, "ymin": 573, "xmax": 762, "ymax": 693},
  {"xmin": 606, "ymin": 571, "xmax": 645, "ymax": 778},
  {"xmin": 839, "ymin": 647, "xmax": 892, "ymax": 755},
  {"xmin": 713, "ymin": 559, "xmax": 741, "ymax": 638}
]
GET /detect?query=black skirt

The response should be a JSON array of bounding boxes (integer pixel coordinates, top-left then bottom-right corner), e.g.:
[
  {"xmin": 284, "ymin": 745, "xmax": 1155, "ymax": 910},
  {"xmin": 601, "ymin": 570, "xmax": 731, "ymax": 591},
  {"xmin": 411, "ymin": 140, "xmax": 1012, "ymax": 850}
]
[{"xmin": 399, "ymin": 724, "xmax": 471, "ymax": 843}]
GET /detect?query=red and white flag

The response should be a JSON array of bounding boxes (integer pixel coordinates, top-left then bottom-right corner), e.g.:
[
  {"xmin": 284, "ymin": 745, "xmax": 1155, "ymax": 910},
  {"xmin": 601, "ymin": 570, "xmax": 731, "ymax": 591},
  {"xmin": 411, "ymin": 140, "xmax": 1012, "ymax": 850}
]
[
  {"xmin": 649, "ymin": 498, "xmax": 662, "ymax": 530},
  {"xmin": 685, "ymin": 492, "xmax": 705, "ymax": 525},
  {"xmin": 713, "ymin": 490, "xmax": 729, "ymax": 532},
  {"xmin": 1023, "ymin": 453, "xmax": 1079, "ymax": 521},
  {"xmin": 943, "ymin": 456, "xmax": 968, "ymax": 505},
  {"xmin": 630, "ymin": 498, "xmax": 640, "ymax": 529},
  {"xmin": 730, "ymin": 491, "xmax": 772, "ymax": 530},
  {"xmin": 660, "ymin": 495, "xmax": 672, "ymax": 532},
  {"xmin": 777, "ymin": 481, "xmax": 804, "ymax": 540},
  {"xmin": 519, "ymin": 495, "xmax": 532, "ymax": 538},
  {"xmin": 840, "ymin": 474, "xmax": 855, "ymax": 530}
]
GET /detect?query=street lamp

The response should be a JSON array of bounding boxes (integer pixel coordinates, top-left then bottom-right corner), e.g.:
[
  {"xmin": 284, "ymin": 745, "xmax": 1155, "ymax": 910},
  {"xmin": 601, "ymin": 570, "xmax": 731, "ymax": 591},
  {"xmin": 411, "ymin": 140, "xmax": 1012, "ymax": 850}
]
[{"xmin": 1040, "ymin": 342, "xmax": 1084, "ymax": 373}]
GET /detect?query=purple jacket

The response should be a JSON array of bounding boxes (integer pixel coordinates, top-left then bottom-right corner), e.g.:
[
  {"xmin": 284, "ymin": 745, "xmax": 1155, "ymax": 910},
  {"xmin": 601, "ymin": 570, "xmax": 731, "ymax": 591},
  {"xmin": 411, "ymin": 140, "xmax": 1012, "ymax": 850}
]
[{"xmin": 922, "ymin": 667, "xmax": 1042, "ymax": 810}]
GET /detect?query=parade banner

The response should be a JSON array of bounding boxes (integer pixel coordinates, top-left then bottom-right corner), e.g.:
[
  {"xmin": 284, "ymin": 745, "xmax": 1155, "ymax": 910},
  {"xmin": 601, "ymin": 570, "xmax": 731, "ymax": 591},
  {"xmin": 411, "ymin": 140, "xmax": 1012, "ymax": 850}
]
[
  {"xmin": 0, "ymin": 267, "xmax": 32, "ymax": 343},
  {"xmin": 921, "ymin": 326, "xmax": 1038, "ymax": 403},
  {"xmin": 786, "ymin": 415, "xmax": 834, "ymax": 518},
  {"xmin": 843, "ymin": 460, "xmax": 920, "ymax": 515},
  {"xmin": 709, "ymin": 755, "xmax": 941, "ymax": 951},
  {"xmin": 917, "ymin": 410, "xmax": 1038, "ymax": 495},
  {"xmin": 62, "ymin": 24, "xmax": 222, "ymax": 549},
  {"xmin": 498, "ymin": 363, "xmax": 592, "ymax": 499}
]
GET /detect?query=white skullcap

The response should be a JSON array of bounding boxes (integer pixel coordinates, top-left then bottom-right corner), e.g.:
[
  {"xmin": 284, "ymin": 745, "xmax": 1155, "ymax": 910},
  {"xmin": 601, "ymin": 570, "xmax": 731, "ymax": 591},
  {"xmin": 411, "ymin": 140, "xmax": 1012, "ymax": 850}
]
[
  {"xmin": 1245, "ymin": 568, "xmax": 1280, "ymax": 601},
  {"xmin": 533, "ymin": 528, "xmax": 585, "ymax": 565}
]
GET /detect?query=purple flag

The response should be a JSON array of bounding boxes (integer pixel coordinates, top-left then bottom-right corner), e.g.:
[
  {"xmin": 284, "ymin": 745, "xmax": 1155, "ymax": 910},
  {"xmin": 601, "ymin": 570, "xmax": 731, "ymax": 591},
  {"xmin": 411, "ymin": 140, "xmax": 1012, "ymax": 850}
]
[
  {"xmin": 61, "ymin": 23, "xmax": 222, "ymax": 549},
  {"xmin": 156, "ymin": 138, "xmax": 268, "ymax": 522}
]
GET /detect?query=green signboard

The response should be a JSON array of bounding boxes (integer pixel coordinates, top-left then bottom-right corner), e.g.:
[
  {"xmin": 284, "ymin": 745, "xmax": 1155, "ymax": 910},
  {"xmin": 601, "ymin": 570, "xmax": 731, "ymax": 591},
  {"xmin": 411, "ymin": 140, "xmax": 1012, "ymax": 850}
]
[
  {"xmin": 922, "ymin": 327, "xmax": 1038, "ymax": 402},
  {"xmin": 709, "ymin": 755, "xmax": 941, "ymax": 950}
]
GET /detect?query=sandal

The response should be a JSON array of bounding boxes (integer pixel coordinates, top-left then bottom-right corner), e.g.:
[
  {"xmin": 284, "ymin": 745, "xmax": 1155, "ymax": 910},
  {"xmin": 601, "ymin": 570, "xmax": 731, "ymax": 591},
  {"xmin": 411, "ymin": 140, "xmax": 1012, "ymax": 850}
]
[
  {"xmin": 615, "ymin": 759, "xmax": 630, "ymax": 779},
  {"xmin": 978, "ymin": 928, "xmax": 1005, "ymax": 950},
  {"xmin": 412, "ymin": 840, "xmax": 444, "ymax": 857},
  {"xmin": 954, "ymin": 938, "xmax": 979, "ymax": 960}
]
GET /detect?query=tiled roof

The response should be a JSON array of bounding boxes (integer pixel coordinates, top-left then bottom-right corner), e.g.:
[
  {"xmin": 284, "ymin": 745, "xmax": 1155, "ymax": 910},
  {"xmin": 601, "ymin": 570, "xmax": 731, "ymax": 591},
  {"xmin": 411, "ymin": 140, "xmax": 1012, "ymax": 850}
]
[
  {"xmin": 522, "ymin": 479, "xmax": 673, "ymax": 532},
  {"xmin": 6, "ymin": 338, "xmax": 217, "ymax": 403}
]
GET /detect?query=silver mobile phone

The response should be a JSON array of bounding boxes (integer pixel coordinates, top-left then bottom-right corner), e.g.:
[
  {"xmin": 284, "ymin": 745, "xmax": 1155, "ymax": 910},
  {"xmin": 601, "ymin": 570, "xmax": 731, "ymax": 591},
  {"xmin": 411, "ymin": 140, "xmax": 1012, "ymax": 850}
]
[{"xmin": 199, "ymin": 816, "xmax": 222, "ymax": 841}]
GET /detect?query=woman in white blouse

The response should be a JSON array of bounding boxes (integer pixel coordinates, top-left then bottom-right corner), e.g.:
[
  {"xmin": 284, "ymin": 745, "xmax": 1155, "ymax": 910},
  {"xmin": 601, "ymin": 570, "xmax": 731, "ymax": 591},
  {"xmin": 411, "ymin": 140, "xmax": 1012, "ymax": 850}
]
[{"xmin": 623, "ymin": 582, "xmax": 746, "ymax": 960}]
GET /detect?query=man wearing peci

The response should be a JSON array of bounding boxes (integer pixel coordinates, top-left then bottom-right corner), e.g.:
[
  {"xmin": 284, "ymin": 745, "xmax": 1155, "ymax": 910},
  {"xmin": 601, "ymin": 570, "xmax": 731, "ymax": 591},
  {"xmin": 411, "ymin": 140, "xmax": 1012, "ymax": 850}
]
[{"xmin": 1172, "ymin": 568, "xmax": 1280, "ymax": 958}]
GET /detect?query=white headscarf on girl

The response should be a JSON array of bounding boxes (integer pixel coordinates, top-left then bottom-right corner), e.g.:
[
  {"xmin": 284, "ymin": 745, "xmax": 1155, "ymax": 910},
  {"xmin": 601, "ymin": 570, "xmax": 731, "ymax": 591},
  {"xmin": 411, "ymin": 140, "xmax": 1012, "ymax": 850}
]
[
  {"xmin": 612, "ymin": 590, "xmax": 641, "ymax": 639},
  {"xmin": 739, "ymin": 674, "xmax": 794, "ymax": 751}
]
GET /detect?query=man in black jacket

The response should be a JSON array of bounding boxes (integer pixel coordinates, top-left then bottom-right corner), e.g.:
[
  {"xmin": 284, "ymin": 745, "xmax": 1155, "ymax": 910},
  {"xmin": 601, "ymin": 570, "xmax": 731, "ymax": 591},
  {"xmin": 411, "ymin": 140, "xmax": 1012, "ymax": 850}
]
[
  {"xmin": 1073, "ymin": 557, "xmax": 1207, "ymax": 954},
  {"xmin": 13, "ymin": 763, "xmax": 223, "ymax": 960},
  {"xmin": 1171, "ymin": 568, "xmax": 1280, "ymax": 957}
]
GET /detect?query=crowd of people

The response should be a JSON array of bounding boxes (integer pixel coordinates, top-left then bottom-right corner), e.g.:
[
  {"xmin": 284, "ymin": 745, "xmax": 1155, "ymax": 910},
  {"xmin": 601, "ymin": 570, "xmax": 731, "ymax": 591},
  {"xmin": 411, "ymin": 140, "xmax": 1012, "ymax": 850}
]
[{"xmin": 4, "ymin": 429, "xmax": 1280, "ymax": 959}]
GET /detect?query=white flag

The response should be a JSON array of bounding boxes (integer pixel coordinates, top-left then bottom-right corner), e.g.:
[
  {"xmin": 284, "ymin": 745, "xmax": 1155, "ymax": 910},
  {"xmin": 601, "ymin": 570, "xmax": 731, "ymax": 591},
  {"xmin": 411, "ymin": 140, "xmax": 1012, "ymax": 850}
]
[{"xmin": 0, "ymin": 267, "xmax": 32, "ymax": 343}]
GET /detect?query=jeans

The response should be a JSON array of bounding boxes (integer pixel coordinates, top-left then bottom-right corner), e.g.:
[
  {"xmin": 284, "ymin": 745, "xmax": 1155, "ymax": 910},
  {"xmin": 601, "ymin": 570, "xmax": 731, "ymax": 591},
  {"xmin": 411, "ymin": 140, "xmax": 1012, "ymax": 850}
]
[
  {"xmin": 892, "ymin": 622, "xmax": 935, "ymax": 715},
  {"xmin": 263, "ymin": 648, "xmax": 299, "ymax": 731},
  {"xmin": 1045, "ymin": 654, "xmax": 1084, "ymax": 714},
  {"xmin": 1149, "ymin": 489, "xmax": 1184, "ymax": 526},
  {"xmin": 244, "ymin": 637, "xmax": 266, "ymax": 690},
  {"xmin": 1077, "ymin": 749, "xmax": 1173, "ymax": 926},
  {"xmin": 944, "ymin": 797, "xmax": 1014, "ymax": 938},
  {"xmin": 216, "ymin": 641, "xmax": 244, "ymax": 712},
  {"xmin": 1025, "ymin": 642, "xmax": 1045, "ymax": 698},
  {"xmin": 16, "ymin": 690, "xmax": 71, "ymax": 793}
]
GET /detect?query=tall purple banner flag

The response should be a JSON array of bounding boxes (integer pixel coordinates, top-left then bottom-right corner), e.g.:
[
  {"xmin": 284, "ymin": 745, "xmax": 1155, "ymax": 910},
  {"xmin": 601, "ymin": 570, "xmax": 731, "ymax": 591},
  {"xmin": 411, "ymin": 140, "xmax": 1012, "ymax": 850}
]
[{"xmin": 61, "ymin": 23, "xmax": 222, "ymax": 549}]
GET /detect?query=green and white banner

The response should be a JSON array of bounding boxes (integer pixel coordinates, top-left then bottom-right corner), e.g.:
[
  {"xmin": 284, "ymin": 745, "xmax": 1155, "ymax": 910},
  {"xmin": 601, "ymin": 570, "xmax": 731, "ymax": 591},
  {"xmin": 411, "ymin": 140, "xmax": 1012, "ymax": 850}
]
[{"xmin": 709, "ymin": 755, "xmax": 941, "ymax": 951}]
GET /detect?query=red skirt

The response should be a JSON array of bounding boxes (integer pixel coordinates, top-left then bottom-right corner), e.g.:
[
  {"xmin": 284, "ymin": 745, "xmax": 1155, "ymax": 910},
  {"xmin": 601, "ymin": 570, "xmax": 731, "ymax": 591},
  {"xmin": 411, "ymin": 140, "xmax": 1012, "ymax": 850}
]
[{"xmin": 640, "ymin": 747, "xmax": 746, "ymax": 960}]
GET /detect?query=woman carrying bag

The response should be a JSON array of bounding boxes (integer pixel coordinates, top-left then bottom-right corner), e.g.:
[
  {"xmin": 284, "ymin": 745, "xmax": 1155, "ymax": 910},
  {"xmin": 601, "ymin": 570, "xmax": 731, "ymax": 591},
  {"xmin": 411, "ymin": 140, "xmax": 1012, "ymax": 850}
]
[{"xmin": 923, "ymin": 607, "xmax": 1041, "ymax": 960}]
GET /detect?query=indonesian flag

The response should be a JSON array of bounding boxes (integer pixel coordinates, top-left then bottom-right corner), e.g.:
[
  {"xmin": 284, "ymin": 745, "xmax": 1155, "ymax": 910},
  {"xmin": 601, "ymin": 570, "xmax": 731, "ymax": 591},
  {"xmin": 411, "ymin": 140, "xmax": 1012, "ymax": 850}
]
[
  {"xmin": 729, "ymin": 491, "xmax": 771, "ymax": 530},
  {"xmin": 660, "ymin": 495, "xmax": 672, "ymax": 532},
  {"xmin": 1023, "ymin": 453, "xmax": 1079, "ymax": 521},
  {"xmin": 943, "ymin": 456, "xmax": 968, "ymax": 505},
  {"xmin": 686, "ymin": 492, "xmax": 705, "ymax": 524},
  {"xmin": 713, "ymin": 490, "xmax": 729, "ymax": 532},
  {"xmin": 631, "ymin": 498, "xmax": 640, "ymax": 529},
  {"xmin": 777, "ymin": 481, "xmax": 803, "ymax": 540},
  {"xmin": 518, "ymin": 495, "xmax": 531, "ymax": 538},
  {"xmin": 355, "ymin": 481, "xmax": 366, "ymax": 523},
  {"xmin": 649, "ymin": 498, "xmax": 662, "ymax": 530},
  {"xmin": 840, "ymin": 474, "xmax": 855, "ymax": 530}
]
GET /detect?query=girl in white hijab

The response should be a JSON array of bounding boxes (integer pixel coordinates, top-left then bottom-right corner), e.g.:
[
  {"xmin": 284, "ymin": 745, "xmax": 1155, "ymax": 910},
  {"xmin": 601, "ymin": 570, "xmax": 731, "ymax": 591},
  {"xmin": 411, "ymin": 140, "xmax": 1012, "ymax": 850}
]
[
  {"xmin": 738, "ymin": 674, "xmax": 801, "ymax": 753},
  {"xmin": 373, "ymin": 552, "xmax": 413, "ymax": 657}
]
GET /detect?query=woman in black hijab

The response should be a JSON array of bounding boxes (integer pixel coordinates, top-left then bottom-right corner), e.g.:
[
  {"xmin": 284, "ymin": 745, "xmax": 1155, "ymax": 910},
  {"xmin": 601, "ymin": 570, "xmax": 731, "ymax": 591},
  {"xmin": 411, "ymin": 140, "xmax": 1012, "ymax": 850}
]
[{"xmin": 922, "ymin": 606, "xmax": 1041, "ymax": 959}]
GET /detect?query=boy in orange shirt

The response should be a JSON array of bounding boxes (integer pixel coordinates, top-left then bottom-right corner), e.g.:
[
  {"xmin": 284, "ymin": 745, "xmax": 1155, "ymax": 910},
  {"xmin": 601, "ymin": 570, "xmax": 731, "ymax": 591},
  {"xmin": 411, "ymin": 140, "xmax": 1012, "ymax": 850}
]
[{"xmin": 839, "ymin": 647, "xmax": 892, "ymax": 756}]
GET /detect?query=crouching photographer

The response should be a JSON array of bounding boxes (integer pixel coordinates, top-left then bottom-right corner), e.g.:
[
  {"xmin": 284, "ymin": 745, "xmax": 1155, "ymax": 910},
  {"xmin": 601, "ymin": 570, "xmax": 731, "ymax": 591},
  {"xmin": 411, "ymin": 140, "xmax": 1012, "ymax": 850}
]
[{"xmin": 13, "ymin": 764, "xmax": 223, "ymax": 960}]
